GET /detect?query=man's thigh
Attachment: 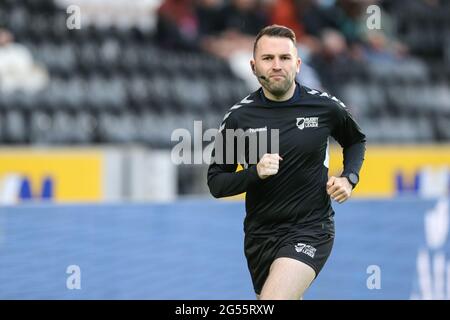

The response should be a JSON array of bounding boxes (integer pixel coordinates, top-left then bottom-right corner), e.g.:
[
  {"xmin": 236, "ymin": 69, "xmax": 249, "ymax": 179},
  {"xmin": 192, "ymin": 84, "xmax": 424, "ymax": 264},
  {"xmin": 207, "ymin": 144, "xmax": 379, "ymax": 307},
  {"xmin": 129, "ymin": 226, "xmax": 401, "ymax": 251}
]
[{"xmin": 259, "ymin": 257, "xmax": 316, "ymax": 300}]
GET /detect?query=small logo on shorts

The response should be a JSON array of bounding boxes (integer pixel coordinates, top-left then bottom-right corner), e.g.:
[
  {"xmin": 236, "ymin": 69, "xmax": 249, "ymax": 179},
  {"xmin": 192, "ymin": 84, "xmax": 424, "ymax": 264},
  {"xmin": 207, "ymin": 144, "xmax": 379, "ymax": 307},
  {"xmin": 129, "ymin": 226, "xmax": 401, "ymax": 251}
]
[{"xmin": 295, "ymin": 243, "xmax": 316, "ymax": 258}]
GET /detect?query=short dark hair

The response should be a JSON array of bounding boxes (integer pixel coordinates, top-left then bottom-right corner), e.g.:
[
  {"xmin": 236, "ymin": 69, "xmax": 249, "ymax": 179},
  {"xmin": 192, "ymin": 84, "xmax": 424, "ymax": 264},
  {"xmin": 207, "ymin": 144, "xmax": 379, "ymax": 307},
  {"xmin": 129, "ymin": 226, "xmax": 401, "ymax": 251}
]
[{"xmin": 253, "ymin": 25, "xmax": 297, "ymax": 57}]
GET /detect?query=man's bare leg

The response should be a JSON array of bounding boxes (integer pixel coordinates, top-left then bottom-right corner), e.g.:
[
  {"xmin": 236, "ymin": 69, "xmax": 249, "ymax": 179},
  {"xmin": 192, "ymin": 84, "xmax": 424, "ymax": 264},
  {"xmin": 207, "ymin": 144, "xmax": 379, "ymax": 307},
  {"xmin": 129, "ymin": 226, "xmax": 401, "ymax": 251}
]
[{"xmin": 259, "ymin": 257, "xmax": 316, "ymax": 300}]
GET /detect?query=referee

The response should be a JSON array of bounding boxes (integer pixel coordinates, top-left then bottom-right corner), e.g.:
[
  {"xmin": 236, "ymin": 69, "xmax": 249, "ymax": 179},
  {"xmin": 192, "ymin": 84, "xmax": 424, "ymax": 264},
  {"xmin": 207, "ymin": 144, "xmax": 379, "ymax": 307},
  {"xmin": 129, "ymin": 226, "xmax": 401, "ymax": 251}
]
[{"xmin": 207, "ymin": 25, "xmax": 366, "ymax": 300}]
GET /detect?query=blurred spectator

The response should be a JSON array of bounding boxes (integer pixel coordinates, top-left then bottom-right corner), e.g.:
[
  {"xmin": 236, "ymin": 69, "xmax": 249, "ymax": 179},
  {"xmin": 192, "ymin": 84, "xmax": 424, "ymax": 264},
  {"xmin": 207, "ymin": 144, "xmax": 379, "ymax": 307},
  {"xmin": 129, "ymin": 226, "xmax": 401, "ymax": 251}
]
[
  {"xmin": 264, "ymin": 0, "xmax": 334, "ymax": 89},
  {"xmin": 267, "ymin": 0, "xmax": 338, "ymax": 41},
  {"xmin": 200, "ymin": 0, "xmax": 269, "ymax": 89},
  {"xmin": 296, "ymin": 61, "xmax": 323, "ymax": 89},
  {"xmin": 333, "ymin": 0, "xmax": 367, "ymax": 44},
  {"xmin": 201, "ymin": 0, "xmax": 268, "ymax": 58},
  {"xmin": 196, "ymin": 0, "xmax": 224, "ymax": 37},
  {"xmin": 266, "ymin": 0, "xmax": 305, "ymax": 39},
  {"xmin": 216, "ymin": 0, "xmax": 268, "ymax": 35},
  {"xmin": 0, "ymin": 29, "xmax": 49, "ymax": 94},
  {"xmin": 56, "ymin": 0, "xmax": 162, "ymax": 31},
  {"xmin": 310, "ymin": 29, "xmax": 358, "ymax": 93},
  {"xmin": 156, "ymin": 0, "xmax": 200, "ymax": 50},
  {"xmin": 301, "ymin": 0, "xmax": 340, "ymax": 37},
  {"xmin": 388, "ymin": 0, "xmax": 443, "ymax": 16},
  {"xmin": 362, "ymin": 29, "xmax": 407, "ymax": 64}
]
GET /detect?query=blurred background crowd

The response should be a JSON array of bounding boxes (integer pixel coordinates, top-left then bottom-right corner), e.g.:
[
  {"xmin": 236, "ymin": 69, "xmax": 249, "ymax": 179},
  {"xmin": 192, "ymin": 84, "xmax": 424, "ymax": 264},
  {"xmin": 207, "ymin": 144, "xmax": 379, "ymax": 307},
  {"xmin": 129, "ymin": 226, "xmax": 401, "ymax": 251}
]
[
  {"xmin": 0, "ymin": 0, "xmax": 449, "ymax": 198},
  {"xmin": 1, "ymin": 0, "xmax": 449, "ymax": 147}
]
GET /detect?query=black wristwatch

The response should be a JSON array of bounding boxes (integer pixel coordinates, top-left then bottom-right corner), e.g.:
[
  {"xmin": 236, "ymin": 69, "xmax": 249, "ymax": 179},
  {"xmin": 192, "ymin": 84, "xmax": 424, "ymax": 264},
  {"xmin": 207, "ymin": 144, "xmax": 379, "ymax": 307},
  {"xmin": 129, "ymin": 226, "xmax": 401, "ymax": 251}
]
[{"xmin": 342, "ymin": 173, "xmax": 359, "ymax": 189}]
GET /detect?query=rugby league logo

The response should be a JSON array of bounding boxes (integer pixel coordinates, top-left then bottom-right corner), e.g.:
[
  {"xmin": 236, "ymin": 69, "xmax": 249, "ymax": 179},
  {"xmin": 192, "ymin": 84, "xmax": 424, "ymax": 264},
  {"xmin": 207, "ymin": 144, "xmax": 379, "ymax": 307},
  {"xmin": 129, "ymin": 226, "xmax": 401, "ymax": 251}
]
[{"xmin": 296, "ymin": 117, "xmax": 319, "ymax": 130}]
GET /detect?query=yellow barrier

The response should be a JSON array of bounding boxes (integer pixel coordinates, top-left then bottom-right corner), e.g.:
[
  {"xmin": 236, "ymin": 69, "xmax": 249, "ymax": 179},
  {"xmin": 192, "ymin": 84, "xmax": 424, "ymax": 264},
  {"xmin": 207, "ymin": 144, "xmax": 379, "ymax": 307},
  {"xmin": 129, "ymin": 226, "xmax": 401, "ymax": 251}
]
[
  {"xmin": 0, "ymin": 148, "xmax": 103, "ymax": 202},
  {"xmin": 227, "ymin": 144, "xmax": 450, "ymax": 199},
  {"xmin": 329, "ymin": 144, "xmax": 450, "ymax": 197}
]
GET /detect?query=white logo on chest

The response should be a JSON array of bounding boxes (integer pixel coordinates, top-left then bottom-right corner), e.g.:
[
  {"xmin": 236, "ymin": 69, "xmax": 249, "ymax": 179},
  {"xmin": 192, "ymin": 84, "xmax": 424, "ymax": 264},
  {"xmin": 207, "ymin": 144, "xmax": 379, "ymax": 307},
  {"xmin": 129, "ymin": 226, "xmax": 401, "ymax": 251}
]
[{"xmin": 296, "ymin": 117, "xmax": 319, "ymax": 130}]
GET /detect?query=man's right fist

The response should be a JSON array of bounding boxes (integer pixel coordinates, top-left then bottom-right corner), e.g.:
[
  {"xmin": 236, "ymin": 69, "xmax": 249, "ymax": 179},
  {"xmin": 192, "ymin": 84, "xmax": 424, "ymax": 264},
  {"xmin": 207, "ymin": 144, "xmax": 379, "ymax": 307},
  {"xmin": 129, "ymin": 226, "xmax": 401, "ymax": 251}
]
[{"xmin": 256, "ymin": 153, "xmax": 283, "ymax": 179}]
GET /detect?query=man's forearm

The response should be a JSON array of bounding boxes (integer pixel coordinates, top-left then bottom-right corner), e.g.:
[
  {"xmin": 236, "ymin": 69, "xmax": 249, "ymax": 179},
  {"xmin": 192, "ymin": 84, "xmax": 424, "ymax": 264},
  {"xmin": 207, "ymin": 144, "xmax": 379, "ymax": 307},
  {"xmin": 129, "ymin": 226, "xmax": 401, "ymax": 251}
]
[
  {"xmin": 207, "ymin": 165, "xmax": 260, "ymax": 198},
  {"xmin": 342, "ymin": 142, "xmax": 366, "ymax": 176}
]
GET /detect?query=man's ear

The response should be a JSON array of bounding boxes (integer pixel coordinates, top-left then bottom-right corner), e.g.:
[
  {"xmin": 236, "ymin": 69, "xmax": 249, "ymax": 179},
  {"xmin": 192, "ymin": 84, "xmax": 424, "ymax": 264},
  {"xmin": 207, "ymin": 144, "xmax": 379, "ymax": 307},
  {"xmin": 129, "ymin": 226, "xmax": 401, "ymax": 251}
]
[{"xmin": 250, "ymin": 60, "xmax": 256, "ymax": 74}]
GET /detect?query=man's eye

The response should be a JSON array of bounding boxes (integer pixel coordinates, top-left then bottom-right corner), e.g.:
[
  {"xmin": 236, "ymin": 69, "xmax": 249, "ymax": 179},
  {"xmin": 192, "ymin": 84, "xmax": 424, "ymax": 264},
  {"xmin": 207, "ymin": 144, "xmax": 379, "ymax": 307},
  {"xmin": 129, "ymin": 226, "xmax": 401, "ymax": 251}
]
[
  {"xmin": 263, "ymin": 57, "xmax": 272, "ymax": 60},
  {"xmin": 282, "ymin": 56, "xmax": 291, "ymax": 60}
]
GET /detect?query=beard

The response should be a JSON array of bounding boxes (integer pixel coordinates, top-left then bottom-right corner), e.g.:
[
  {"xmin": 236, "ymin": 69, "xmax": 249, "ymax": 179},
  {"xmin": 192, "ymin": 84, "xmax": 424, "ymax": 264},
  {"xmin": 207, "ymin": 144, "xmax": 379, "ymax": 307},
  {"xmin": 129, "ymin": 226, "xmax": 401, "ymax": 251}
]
[{"xmin": 261, "ymin": 73, "xmax": 295, "ymax": 98}]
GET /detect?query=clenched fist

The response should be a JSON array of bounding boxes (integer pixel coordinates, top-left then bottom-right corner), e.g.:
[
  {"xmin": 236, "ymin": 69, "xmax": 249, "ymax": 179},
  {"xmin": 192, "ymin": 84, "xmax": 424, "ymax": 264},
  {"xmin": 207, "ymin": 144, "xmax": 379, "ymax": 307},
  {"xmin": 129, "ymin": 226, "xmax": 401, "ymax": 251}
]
[
  {"xmin": 257, "ymin": 153, "xmax": 283, "ymax": 179},
  {"xmin": 326, "ymin": 176, "xmax": 352, "ymax": 203}
]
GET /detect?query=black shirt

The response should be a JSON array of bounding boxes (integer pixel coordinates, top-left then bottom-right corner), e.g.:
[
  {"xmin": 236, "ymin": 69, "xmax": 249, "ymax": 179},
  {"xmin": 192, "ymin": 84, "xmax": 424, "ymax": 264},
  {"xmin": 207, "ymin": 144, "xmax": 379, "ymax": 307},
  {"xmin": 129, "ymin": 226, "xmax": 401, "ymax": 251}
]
[{"xmin": 207, "ymin": 83, "xmax": 366, "ymax": 237}]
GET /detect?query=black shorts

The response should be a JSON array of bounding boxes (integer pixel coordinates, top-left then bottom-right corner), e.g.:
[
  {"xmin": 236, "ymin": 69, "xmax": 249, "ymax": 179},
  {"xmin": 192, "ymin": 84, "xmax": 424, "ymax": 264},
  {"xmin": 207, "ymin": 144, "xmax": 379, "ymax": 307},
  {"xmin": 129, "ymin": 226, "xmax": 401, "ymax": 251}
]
[{"xmin": 244, "ymin": 218, "xmax": 335, "ymax": 295}]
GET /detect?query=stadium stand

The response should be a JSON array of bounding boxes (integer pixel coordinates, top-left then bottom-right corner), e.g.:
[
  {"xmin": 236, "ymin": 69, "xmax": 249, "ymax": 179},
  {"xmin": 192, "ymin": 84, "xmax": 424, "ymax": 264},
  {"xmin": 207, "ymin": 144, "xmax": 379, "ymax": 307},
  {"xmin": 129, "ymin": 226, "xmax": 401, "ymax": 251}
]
[{"xmin": 0, "ymin": 0, "xmax": 449, "ymax": 148}]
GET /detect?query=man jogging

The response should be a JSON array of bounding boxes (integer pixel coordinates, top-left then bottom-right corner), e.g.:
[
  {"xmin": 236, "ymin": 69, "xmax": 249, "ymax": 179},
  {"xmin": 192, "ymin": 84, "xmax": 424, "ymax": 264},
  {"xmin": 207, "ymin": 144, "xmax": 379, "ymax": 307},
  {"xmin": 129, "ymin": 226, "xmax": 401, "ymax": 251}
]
[{"xmin": 207, "ymin": 25, "xmax": 366, "ymax": 300}]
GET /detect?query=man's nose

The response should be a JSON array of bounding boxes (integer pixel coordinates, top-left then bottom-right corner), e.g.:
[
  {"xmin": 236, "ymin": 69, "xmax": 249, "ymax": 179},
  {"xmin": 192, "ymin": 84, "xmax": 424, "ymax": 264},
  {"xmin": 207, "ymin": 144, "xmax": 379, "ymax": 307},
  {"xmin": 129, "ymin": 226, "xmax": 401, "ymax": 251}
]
[{"xmin": 272, "ymin": 58, "xmax": 282, "ymax": 69}]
